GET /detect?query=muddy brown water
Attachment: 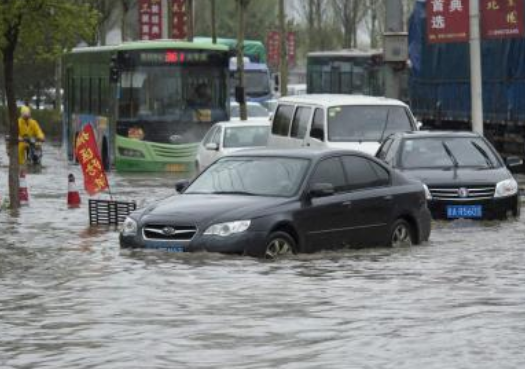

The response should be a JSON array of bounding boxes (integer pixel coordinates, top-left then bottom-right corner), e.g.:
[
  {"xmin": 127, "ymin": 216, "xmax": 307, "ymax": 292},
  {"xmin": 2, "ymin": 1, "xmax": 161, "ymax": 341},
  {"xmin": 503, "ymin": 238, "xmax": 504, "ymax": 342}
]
[{"xmin": 1, "ymin": 143, "xmax": 525, "ymax": 368}]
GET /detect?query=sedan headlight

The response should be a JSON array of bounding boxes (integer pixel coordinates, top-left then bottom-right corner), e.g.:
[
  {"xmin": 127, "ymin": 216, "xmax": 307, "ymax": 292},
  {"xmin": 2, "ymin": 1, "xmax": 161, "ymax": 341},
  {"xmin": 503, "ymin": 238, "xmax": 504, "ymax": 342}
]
[
  {"xmin": 121, "ymin": 217, "xmax": 138, "ymax": 236},
  {"xmin": 204, "ymin": 220, "xmax": 251, "ymax": 237},
  {"xmin": 494, "ymin": 178, "xmax": 518, "ymax": 198},
  {"xmin": 422, "ymin": 184, "xmax": 432, "ymax": 200}
]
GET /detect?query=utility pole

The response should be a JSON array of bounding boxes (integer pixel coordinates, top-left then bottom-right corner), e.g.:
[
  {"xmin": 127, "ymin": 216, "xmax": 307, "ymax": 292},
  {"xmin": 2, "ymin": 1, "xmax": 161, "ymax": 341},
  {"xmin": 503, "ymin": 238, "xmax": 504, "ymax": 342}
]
[
  {"xmin": 384, "ymin": 0, "xmax": 403, "ymax": 99},
  {"xmin": 236, "ymin": 0, "xmax": 248, "ymax": 120},
  {"xmin": 469, "ymin": 0, "xmax": 483, "ymax": 134},
  {"xmin": 211, "ymin": 0, "xmax": 217, "ymax": 44},
  {"xmin": 278, "ymin": 0, "xmax": 288, "ymax": 97}
]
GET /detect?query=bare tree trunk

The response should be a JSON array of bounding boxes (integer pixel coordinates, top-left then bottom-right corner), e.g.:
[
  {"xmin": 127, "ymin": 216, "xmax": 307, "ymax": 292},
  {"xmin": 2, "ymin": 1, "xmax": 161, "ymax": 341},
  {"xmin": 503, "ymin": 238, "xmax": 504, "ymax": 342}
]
[
  {"xmin": 370, "ymin": 0, "xmax": 377, "ymax": 49},
  {"xmin": 121, "ymin": 0, "xmax": 128, "ymax": 42},
  {"xmin": 55, "ymin": 59, "xmax": 62, "ymax": 113},
  {"xmin": 308, "ymin": 0, "xmax": 315, "ymax": 51},
  {"xmin": 279, "ymin": 0, "xmax": 288, "ymax": 96},
  {"xmin": 211, "ymin": 0, "xmax": 217, "ymax": 43},
  {"xmin": 187, "ymin": 0, "xmax": 194, "ymax": 41},
  {"xmin": 315, "ymin": 1, "xmax": 324, "ymax": 49},
  {"xmin": 2, "ymin": 42, "xmax": 20, "ymax": 210},
  {"xmin": 352, "ymin": 0, "xmax": 358, "ymax": 48}
]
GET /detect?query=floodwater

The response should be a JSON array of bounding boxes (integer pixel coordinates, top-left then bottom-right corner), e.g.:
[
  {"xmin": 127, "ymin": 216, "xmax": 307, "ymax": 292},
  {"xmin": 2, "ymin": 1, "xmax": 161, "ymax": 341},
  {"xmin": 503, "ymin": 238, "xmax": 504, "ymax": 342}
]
[{"xmin": 1, "ymin": 142, "xmax": 525, "ymax": 369}]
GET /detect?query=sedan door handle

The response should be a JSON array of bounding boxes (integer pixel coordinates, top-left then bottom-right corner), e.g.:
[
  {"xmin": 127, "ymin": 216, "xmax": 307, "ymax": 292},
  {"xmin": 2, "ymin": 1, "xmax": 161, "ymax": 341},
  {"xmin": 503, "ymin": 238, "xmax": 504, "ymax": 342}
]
[
  {"xmin": 342, "ymin": 201, "xmax": 352, "ymax": 207},
  {"xmin": 383, "ymin": 195, "xmax": 393, "ymax": 201}
]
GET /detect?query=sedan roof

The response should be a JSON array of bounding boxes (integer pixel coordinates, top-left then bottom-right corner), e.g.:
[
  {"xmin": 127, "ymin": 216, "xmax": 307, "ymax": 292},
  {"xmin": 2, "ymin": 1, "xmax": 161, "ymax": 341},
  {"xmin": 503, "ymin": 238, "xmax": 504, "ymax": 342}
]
[
  {"xmin": 225, "ymin": 148, "xmax": 372, "ymax": 160},
  {"xmin": 395, "ymin": 131, "xmax": 482, "ymax": 139}
]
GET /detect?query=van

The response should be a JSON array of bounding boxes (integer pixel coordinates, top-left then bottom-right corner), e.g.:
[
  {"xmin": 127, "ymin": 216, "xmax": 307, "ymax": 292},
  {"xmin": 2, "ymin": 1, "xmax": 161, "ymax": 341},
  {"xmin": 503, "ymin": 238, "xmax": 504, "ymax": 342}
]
[{"xmin": 268, "ymin": 94, "xmax": 419, "ymax": 155}]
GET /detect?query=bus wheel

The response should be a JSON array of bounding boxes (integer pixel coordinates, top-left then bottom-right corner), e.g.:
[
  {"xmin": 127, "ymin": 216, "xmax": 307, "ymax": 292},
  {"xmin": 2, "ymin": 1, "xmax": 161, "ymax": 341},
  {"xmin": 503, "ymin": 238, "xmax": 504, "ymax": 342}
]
[{"xmin": 102, "ymin": 137, "xmax": 110, "ymax": 171}]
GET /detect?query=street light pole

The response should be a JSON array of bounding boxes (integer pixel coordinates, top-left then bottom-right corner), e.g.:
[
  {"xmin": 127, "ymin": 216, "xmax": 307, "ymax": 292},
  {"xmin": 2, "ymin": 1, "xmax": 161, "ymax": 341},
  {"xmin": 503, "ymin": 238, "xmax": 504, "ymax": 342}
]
[{"xmin": 470, "ymin": 0, "xmax": 484, "ymax": 134}]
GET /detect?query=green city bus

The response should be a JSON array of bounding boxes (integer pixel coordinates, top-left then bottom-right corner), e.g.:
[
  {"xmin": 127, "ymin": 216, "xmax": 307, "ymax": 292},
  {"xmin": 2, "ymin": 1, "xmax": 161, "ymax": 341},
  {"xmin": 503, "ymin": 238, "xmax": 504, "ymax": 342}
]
[
  {"xmin": 307, "ymin": 49, "xmax": 408, "ymax": 100},
  {"xmin": 63, "ymin": 40, "xmax": 230, "ymax": 172}
]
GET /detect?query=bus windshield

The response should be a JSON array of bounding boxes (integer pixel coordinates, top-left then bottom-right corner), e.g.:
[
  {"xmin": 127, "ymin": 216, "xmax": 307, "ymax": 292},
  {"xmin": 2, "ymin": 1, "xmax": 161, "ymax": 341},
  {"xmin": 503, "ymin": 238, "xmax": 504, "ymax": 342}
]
[{"xmin": 119, "ymin": 65, "xmax": 228, "ymax": 121}]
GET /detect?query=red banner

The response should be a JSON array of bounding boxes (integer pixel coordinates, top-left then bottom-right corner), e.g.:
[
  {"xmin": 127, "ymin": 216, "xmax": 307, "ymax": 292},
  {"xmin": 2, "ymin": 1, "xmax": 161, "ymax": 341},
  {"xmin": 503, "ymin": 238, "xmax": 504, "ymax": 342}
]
[
  {"xmin": 266, "ymin": 31, "xmax": 297, "ymax": 67},
  {"xmin": 75, "ymin": 125, "xmax": 109, "ymax": 196},
  {"xmin": 427, "ymin": 0, "xmax": 469, "ymax": 43},
  {"xmin": 481, "ymin": 0, "xmax": 524, "ymax": 39},
  {"xmin": 171, "ymin": 0, "xmax": 188, "ymax": 39},
  {"xmin": 139, "ymin": 0, "xmax": 163, "ymax": 40}
]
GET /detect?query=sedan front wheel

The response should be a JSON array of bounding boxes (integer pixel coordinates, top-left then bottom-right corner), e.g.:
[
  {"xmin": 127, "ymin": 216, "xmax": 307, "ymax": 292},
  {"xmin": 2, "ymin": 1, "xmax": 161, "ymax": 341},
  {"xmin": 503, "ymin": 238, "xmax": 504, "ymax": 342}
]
[
  {"xmin": 389, "ymin": 219, "xmax": 413, "ymax": 248},
  {"xmin": 264, "ymin": 231, "xmax": 296, "ymax": 260}
]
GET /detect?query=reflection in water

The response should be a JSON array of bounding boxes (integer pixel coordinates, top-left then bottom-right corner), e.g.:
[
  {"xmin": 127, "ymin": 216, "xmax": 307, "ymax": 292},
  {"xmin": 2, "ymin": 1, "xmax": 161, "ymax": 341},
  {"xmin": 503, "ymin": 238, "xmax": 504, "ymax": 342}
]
[{"xmin": 1, "ymin": 144, "xmax": 525, "ymax": 368}]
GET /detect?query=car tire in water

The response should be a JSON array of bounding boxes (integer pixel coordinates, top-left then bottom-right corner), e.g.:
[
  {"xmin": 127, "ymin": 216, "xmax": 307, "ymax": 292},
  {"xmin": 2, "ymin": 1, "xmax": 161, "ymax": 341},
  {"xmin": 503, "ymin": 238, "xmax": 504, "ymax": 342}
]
[
  {"xmin": 262, "ymin": 231, "xmax": 296, "ymax": 260},
  {"xmin": 512, "ymin": 202, "xmax": 521, "ymax": 218},
  {"xmin": 389, "ymin": 219, "xmax": 413, "ymax": 247}
]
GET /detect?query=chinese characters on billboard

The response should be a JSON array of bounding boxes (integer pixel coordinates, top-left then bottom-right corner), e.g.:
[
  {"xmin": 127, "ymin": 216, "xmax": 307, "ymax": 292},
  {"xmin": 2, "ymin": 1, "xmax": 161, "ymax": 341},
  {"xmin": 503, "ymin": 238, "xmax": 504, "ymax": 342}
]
[
  {"xmin": 481, "ymin": 0, "xmax": 524, "ymax": 39},
  {"xmin": 266, "ymin": 31, "xmax": 296, "ymax": 67},
  {"xmin": 427, "ymin": 0, "xmax": 469, "ymax": 43},
  {"xmin": 139, "ymin": 0, "xmax": 163, "ymax": 40},
  {"xmin": 171, "ymin": 0, "xmax": 188, "ymax": 40}
]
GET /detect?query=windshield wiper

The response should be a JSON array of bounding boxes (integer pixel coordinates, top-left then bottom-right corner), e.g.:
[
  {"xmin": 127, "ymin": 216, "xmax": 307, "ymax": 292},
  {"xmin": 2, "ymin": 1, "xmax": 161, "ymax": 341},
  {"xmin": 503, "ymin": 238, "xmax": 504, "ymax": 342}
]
[
  {"xmin": 211, "ymin": 191, "xmax": 258, "ymax": 196},
  {"xmin": 470, "ymin": 141, "xmax": 494, "ymax": 168},
  {"xmin": 378, "ymin": 109, "xmax": 391, "ymax": 143},
  {"xmin": 442, "ymin": 141, "xmax": 459, "ymax": 168}
]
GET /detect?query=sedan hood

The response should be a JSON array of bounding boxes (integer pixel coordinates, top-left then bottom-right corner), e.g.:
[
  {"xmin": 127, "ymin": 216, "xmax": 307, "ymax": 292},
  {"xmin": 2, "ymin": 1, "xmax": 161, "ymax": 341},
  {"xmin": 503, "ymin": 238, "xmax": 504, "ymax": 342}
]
[
  {"xmin": 400, "ymin": 167, "xmax": 511, "ymax": 186},
  {"xmin": 139, "ymin": 194, "xmax": 290, "ymax": 226}
]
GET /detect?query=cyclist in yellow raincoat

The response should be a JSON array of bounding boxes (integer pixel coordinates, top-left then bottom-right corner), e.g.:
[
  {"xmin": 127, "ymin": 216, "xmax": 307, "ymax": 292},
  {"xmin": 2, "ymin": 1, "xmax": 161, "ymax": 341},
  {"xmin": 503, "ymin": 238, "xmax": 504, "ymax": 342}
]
[{"xmin": 18, "ymin": 106, "xmax": 45, "ymax": 164}]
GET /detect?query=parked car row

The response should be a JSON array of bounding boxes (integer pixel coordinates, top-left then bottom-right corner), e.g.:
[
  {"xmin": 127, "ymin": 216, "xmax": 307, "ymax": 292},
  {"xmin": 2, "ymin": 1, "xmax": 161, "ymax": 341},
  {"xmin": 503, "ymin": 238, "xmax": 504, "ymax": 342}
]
[{"xmin": 120, "ymin": 94, "xmax": 522, "ymax": 258}]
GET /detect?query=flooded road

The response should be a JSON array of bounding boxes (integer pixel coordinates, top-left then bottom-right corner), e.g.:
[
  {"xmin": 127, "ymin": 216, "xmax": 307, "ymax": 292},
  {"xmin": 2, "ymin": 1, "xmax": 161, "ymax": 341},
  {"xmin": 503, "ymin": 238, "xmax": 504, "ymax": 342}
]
[{"xmin": 1, "ymin": 143, "xmax": 525, "ymax": 368}]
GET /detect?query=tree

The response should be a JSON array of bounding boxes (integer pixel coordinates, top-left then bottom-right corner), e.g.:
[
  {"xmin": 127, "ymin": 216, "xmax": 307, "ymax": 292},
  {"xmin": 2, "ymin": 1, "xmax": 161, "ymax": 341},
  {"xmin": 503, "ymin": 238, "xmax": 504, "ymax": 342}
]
[
  {"xmin": 194, "ymin": 0, "xmax": 278, "ymax": 41},
  {"xmin": 0, "ymin": 0, "xmax": 98, "ymax": 210},
  {"xmin": 331, "ymin": 0, "xmax": 367, "ymax": 48}
]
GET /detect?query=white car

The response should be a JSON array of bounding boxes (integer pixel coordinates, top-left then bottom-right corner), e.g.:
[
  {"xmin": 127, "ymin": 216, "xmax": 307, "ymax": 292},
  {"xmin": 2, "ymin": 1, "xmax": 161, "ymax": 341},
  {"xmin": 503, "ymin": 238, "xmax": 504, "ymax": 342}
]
[
  {"xmin": 268, "ymin": 94, "xmax": 419, "ymax": 156},
  {"xmin": 196, "ymin": 120, "xmax": 271, "ymax": 171},
  {"xmin": 230, "ymin": 102, "xmax": 270, "ymax": 119}
]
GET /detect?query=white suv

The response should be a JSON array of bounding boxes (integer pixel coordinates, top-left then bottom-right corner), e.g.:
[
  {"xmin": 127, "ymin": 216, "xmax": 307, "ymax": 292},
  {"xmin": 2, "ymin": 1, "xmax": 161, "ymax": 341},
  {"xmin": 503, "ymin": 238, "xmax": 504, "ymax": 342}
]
[{"xmin": 268, "ymin": 94, "xmax": 419, "ymax": 155}]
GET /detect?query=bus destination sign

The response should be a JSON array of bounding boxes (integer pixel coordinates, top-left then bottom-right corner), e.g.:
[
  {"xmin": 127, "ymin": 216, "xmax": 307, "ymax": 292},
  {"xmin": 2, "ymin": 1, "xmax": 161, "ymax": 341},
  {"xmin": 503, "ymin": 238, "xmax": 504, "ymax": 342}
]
[{"xmin": 139, "ymin": 51, "xmax": 210, "ymax": 65}]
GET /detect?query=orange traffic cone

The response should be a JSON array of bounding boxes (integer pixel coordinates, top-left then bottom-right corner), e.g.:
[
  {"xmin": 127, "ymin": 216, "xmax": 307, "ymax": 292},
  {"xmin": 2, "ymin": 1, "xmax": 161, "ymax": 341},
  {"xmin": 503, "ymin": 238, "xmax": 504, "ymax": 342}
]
[
  {"xmin": 19, "ymin": 170, "xmax": 29, "ymax": 205},
  {"xmin": 67, "ymin": 173, "xmax": 81, "ymax": 208}
]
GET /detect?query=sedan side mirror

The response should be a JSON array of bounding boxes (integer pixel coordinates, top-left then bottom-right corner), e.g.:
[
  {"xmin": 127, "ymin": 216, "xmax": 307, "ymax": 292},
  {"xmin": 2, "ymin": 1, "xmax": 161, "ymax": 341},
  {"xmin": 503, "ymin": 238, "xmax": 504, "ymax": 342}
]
[
  {"xmin": 417, "ymin": 121, "xmax": 424, "ymax": 129},
  {"xmin": 205, "ymin": 142, "xmax": 219, "ymax": 151},
  {"xmin": 506, "ymin": 156, "xmax": 523, "ymax": 168},
  {"xmin": 175, "ymin": 179, "xmax": 190, "ymax": 193},
  {"xmin": 309, "ymin": 183, "xmax": 335, "ymax": 198}
]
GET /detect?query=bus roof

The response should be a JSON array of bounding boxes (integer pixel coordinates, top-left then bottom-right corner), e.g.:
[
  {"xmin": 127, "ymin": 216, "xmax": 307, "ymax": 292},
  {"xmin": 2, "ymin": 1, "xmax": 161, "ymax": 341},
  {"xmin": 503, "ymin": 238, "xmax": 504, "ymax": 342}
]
[
  {"xmin": 71, "ymin": 40, "xmax": 228, "ymax": 54},
  {"xmin": 308, "ymin": 49, "xmax": 382, "ymax": 58}
]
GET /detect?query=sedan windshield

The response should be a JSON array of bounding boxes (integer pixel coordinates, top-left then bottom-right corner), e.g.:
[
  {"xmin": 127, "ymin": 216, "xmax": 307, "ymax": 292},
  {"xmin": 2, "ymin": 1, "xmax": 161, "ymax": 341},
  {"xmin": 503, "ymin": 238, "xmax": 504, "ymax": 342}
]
[
  {"xmin": 223, "ymin": 126, "xmax": 270, "ymax": 148},
  {"xmin": 186, "ymin": 157, "xmax": 310, "ymax": 197},
  {"xmin": 400, "ymin": 137, "xmax": 501, "ymax": 169}
]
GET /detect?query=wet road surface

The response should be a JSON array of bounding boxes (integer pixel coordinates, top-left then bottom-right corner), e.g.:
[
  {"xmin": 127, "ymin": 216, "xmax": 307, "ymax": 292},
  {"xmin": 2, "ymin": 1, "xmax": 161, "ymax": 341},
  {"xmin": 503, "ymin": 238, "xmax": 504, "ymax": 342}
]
[{"xmin": 1, "ymin": 143, "xmax": 525, "ymax": 368}]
